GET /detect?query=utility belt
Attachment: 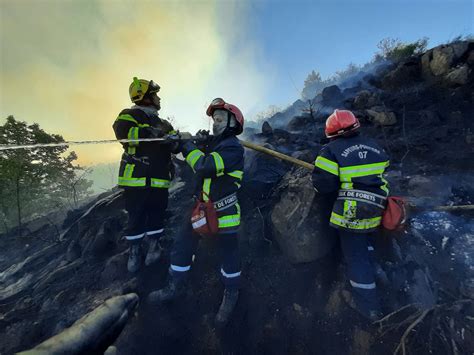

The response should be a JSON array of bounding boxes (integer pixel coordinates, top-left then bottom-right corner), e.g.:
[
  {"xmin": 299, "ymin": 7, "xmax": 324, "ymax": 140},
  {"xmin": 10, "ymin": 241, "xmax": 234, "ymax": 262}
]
[
  {"xmin": 337, "ymin": 189, "xmax": 387, "ymax": 209},
  {"xmin": 213, "ymin": 193, "xmax": 238, "ymax": 212}
]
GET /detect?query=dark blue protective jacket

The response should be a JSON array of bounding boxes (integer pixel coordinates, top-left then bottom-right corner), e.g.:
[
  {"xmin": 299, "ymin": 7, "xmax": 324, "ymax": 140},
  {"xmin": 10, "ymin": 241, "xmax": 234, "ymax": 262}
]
[
  {"xmin": 182, "ymin": 134, "xmax": 244, "ymax": 234},
  {"xmin": 312, "ymin": 134, "xmax": 390, "ymax": 233},
  {"xmin": 112, "ymin": 106, "xmax": 174, "ymax": 189}
]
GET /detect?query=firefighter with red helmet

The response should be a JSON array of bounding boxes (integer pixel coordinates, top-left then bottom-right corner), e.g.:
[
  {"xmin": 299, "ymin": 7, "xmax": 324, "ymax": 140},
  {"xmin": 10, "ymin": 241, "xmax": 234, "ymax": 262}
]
[
  {"xmin": 148, "ymin": 98, "xmax": 245, "ymax": 327},
  {"xmin": 312, "ymin": 109, "xmax": 390, "ymax": 321}
]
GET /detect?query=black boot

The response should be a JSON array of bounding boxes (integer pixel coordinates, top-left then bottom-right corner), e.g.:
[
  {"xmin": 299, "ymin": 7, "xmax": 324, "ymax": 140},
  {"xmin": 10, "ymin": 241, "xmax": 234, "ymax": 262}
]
[
  {"xmin": 147, "ymin": 277, "xmax": 185, "ymax": 305},
  {"xmin": 215, "ymin": 289, "xmax": 239, "ymax": 327},
  {"xmin": 127, "ymin": 243, "xmax": 142, "ymax": 273},
  {"xmin": 145, "ymin": 238, "xmax": 163, "ymax": 266}
]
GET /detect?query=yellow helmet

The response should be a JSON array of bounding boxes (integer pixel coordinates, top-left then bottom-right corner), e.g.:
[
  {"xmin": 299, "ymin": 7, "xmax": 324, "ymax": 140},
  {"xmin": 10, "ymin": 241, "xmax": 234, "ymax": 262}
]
[{"xmin": 129, "ymin": 77, "xmax": 160, "ymax": 103}]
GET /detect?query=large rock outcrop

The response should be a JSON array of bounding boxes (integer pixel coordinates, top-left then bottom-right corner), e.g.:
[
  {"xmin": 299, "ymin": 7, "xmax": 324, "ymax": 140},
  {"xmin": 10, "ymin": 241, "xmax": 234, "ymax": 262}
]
[{"xmin": 270, "ymin": 169, "xmax": 337, "ymax": 263}]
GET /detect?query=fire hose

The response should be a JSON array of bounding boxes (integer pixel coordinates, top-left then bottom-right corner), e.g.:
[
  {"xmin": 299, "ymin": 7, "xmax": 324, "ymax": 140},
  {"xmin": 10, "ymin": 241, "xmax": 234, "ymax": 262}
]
[{"xmin": 0, "ymin": 134, "xmax": 471, "ymax": 212}]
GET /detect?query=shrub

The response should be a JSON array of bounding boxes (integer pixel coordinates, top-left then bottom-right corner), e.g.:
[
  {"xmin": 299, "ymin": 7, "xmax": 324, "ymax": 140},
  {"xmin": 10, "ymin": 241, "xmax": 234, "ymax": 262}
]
[{"xmin": 374, "ymin": 37, "xmax": 429, "ymax": 62}]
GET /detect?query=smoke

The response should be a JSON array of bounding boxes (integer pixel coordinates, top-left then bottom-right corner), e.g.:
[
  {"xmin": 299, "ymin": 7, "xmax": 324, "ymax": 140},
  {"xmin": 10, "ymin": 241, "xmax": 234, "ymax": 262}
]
[{"xmin": 0, "ymin": 0, "xmax": 268, "ymax": 165}]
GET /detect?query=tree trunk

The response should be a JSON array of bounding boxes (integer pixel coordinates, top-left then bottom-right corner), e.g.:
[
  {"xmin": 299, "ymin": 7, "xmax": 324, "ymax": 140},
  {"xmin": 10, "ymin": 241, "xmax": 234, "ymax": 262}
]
[{"xmin": 15, "ymin": 176, "xmax": 22, "ymax": 237}]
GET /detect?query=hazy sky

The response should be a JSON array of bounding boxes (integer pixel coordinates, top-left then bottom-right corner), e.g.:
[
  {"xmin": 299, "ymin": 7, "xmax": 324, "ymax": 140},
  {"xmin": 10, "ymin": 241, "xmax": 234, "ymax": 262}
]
[{"xmin": 1, "ymin": 0, "xmax": 472, "ymax": 165}]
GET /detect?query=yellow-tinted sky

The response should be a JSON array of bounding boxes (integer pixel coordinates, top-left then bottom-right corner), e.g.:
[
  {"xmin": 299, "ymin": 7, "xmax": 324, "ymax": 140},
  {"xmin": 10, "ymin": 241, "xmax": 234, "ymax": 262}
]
[{"xmin": 0, "ymin": 0, "xmax": 268, "ymax": 165}]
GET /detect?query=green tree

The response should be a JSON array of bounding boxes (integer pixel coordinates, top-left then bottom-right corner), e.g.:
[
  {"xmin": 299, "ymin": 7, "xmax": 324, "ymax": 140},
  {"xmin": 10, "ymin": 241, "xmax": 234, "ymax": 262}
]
[
  {"xmin": 0, "ymin": 116, "xmax": 92, "ymax": 235},
  {"xmin": 374, "ymin": 37, "xmax": 429, "ymax": 62}
]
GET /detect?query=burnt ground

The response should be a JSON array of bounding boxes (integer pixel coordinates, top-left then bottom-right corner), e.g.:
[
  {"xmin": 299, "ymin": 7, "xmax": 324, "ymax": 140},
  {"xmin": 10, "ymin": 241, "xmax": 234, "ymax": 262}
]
[
  {"xmin": 3, "ymin": 177, "xmax": 471, "ymax": 354},
  {"xmin": 115, "ymin": 194, "xmax": 376, "ymax": 355}
]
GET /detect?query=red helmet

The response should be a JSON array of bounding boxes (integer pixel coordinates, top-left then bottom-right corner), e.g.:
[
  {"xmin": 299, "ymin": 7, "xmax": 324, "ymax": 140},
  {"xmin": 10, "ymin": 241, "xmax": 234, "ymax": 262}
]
[
  {"xmin": 206, "ymin": 98, "xmax": 244, "ymax": 135},
  {"xmin": 325, "ymin": 109, "xmax": 360, "ymax": 138}
]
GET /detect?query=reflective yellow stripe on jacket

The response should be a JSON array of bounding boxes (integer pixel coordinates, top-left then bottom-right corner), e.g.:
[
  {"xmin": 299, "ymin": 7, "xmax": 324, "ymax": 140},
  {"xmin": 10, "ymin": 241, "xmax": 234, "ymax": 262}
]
[
  {"xmin": 150, "ymin": 178, "xmax": 171, "ymax": 188},
  {"xmin": 210, "ymin": 152, "xmax": 225, "ymax": 176},
  {"xmin": 116, "ymin": 114, "xmax": 151, "ymax": 128},
  {"xmin": 186, "ymin": 149, "xmax": 204, "ymax": 172},
  {"xmin": 339, "ymin": 161, "xmax": 389, "ymax": 181},
  {"xmin": 118, "ymin": 163, "xmax": 146, "ymax": 187},
  {"xmin": 315, "ymin": 156, "xmax": 339, "ymax": 176}
]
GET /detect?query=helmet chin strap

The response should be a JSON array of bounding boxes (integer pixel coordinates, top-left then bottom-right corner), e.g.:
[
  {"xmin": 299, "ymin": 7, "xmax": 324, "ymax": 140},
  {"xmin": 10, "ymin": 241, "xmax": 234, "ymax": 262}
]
[{"xmin": 225, "ymin": 111, "xmax": 237, "ymax": 132}]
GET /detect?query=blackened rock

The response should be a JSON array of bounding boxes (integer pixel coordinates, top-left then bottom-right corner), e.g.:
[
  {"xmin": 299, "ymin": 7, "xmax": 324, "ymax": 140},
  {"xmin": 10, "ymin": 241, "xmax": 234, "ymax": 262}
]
[
  {"xmin": 406, "ymin": 175, "xmax": 451, "ymax": 206},
  {"xmin": 322, "ymin": 85, "xmax": 342, "ymax": 106},
  {"xmin": 100, "ymin": 251, "xmax": 128, "ymax": 284},
  {"xmin": 408, "ymin": 269, "xmax": 437, "ymax": 309},
  {"xmin": 451, "ymin": 41, "xmax": 470, "ymax": 59},
  {"xmin": 243, "ymin": 143, "xmax": 288, "ymax": 200},
  {"xmin": 262, "ymin": 121, "xmax": 273, "ymax": 135},
  {"xmin": 363, "ymin": 73, "xmax": 381, "ymax": 87},
  {"xmin": 381, "ymin": 58, "xmax": 421, "ymax": 88},
  {"xmin": 418, "ymin": 110, "xmax": 440, "ymax": 125},
  {"xmin": 272, "ymin": 128, "xmax": 291, "ymax": 141},
  {"xmin": 460, "ymin": 278, "xmax": 474, "ymax": 299},
  {"xmin": 291, "ymin": 150, "xmax": 314, "ymax": 163},
  {"xmin": 467, "ymin": 50, "xmax": 474, "ymax": 66},
  {"xmin": 66, "ymin": 240, "xmax": 82, "ymax": 262},
  {"xmin": 353, "ymin": 90, "xmax": 372, "ymax": 109},
  {"xmin": 243, "ymin": 127, "xmax": 258, "ymax": 138},
  {"xmin": 270, "ymin": 169, "xmax": 337, "ymax": 263},
  {"xmin": 287, "ymin": 116, "xmax": 316, "ymax": 131},
  {"xmin": 375, "ymin": 62, "xmax": 396, "ymax": 77},
  {"xmin": 366, "ymin": 107, "xmax": 397, "ymax": 126},
  {"xmin": 82, "ymin": 218, "xmax": 121, "ymax": 258}
]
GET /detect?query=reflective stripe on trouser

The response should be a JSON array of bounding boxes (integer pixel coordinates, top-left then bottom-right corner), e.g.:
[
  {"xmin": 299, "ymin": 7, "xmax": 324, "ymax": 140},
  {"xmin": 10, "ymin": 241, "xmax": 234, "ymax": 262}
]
[
  {"xmin": 170, "ymin": 223, "xmax": 241, "ymax": 288},
  {"xmin": 217, "ymin": 203, "xmax": 241, "ymax": 234},
  {"xmin": 125, "ymin": 232, "xmax": 145, "ymax": 241},
  {"xmin": 338, "ymin": 230, "xmax": 380, "ymax": 315},
  {"xmin": 330, "ymin": 212, "xmax": 381, "ymax": 231},
  {"xmin": 147, "ymin": 228, "xmax": 164, "ymax": 238},
  {"xmin": 123, "ymin": 188, "xmax": 168, "ymax": 243}
]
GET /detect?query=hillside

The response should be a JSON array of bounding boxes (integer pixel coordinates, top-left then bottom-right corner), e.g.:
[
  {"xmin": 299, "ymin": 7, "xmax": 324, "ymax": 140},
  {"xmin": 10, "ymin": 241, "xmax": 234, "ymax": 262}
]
[{"xmin": 1, "ymin": 40, "xmax": 473, "ymax": 355}]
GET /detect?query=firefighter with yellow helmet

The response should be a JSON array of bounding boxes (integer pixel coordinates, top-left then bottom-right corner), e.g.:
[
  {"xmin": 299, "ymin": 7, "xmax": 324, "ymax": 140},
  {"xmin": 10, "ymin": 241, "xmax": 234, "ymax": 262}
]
[{"xmin": 113, "ymin": 77, "xmax": 175, "ymax": 272}]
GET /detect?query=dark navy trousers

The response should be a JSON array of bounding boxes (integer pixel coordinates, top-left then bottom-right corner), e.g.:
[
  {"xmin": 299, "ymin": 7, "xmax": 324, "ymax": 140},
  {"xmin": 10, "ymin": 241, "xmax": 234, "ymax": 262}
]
[
  {"xmin": 123, "ymin": 188, "xmax": 168, "ymax": 243},
  {"xmin": 169, "ymin": 223, "xmax": 241, "ymax": 289},
  {"xmin": 339, "ymin": 230, "xmax": 380, "ymax": 315}
]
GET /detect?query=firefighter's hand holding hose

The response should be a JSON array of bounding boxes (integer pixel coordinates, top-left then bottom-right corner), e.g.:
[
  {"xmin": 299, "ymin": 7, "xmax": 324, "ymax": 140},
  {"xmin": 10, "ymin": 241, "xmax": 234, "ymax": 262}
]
[{"xmin": 166, "ymin": 131, "xmax": 193, "ymax": 152}]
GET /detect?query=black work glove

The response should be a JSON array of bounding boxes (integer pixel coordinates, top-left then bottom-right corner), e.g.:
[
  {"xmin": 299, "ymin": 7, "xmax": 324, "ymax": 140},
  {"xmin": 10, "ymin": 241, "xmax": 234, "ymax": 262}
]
[
  {"xmin": 195, "ymin": 129, "xmax": 211, "ymax": 144},
  {"xmin": 168, "ymin": 131, "xmax": 191, "ymax": 153}
]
